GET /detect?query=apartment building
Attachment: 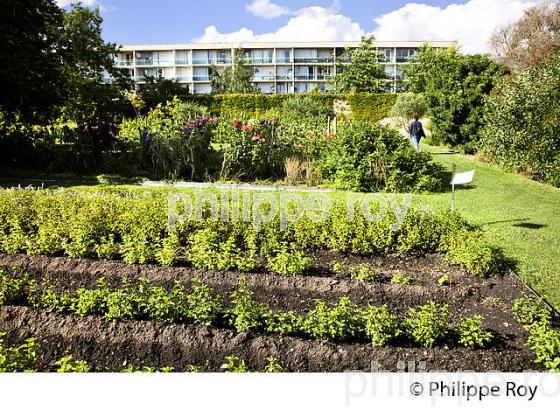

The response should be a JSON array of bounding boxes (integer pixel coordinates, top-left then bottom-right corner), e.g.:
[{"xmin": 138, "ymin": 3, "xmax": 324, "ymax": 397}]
[{"xmin": 115, "ymin": 41, "xmax": 455, "ymax": 94}]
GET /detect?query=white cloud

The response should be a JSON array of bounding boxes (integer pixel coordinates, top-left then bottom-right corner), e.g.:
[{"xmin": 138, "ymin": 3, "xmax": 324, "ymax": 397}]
[
  {"xmin": 372, "ymin": 0, "xmax": 541, "ymax": 54},
  {"xmin": 195, "ymin": 4, "xmax": 363, "ymax": 43},
  {"xmin": 56, "ymin": 0, "xmax": 97, "ymax": 7},
  {"xmin": 245, "ymin": 0, "xmax": 289, "ymax": 20}
]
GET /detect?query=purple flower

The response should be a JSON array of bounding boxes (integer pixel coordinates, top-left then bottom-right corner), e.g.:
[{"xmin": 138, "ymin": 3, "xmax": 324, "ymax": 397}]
[
  {"xmin": 144, "ymin": 137, "xmax": 150, "ymax": 143},
  {"xmin": 142, "ymin": 129, "xmax": 148, "ymax": 136},
  {"xmin": 162, "ymin": 121, "xmax": 167, "ymax": 126},
  {"xmin": 91, "ymin": 125, "xmax": 99, "ymax": 131}
]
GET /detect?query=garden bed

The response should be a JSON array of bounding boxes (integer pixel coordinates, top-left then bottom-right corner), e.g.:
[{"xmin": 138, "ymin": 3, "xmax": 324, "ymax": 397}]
[{"xmin": 0, "ymin": 252, "xmax": 544, "ymax": 372}]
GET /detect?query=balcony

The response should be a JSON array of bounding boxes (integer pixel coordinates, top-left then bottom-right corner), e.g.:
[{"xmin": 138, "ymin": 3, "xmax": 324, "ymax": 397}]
[
  {"xmin": 275, "ymin": 75, "xmax": 293, "ymax": 81},
  {"xmin": 136, "ymin": 59, "xmax": 153, "ymax": 66},
  {"xmin": 244, "ymin": 58, "xmax": 273, "ymax": 64},
  {"xmin": 193, "ymin": 59, "xmax": 232, "ymax": 65},
  {"xmin": 193, "ymin": 76, "xmax": 211, "ymax": 82},
  {"xmin": 175, "ymin": 59, "xmax": 189, "ymax": 65},
  {"xmin": 276, "ymin": 58, "xmax": 293, "ymax": 64},
  {"xmin": 176, "ymin": 76, "xmax": 192, "ymax": 82},
  {"xmin": 253, "ymin": 75, "xmax": 275, "ymax": 82},
  {"xmin": 294, "ymin": 57, "xmax": 334, "ymax": 64},
  {"xmin": 378, "ymin": 56, "xmax": 394, "ymax": 63},
  {"xmin": 115, "ymin": 61, "xmax": 134, "ymax": 67}
]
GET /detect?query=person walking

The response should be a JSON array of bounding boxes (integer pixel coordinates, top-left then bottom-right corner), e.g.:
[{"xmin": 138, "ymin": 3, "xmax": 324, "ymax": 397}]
[{"xmin": 409, "ymin": 116, "xmax": 425, "ymax": 152}]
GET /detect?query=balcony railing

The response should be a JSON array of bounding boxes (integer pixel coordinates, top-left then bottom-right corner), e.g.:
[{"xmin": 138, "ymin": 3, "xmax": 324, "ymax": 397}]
[
  {"xmin": 244, "ymin": 58, "xmax": 273, "ymax": 64},
  {"xmin": 275, "ymin": 75, "xmax": 293, "ymax": 81},
  {"xmin": 396, "ymin": 56, "xmax": 416, "ymax": 63},
  {"xmin": 175, "ymin": 59, "xmax": 189, "ymax": 65},
  {"xmin": 294, "ymin": 75, "xmax": 330, "ymax": 80},
  {"xmin": 253, "ymin": 75, "xmax": 275, "ymax": 81},
  {"xmin": 193, "ymin": 76, "xmax": 211, "ymax": 82},
  {"xmin": 176, "ymin": 76, "xmax": 192, "ymax": 82},
  {"xmin": 294, "ymin": 57, "xmax": 334, "ymax": 64},
  {"xmin": 193, "ymin": 59, "xmax": 232, "ymax": 65},
  {"xmin": 276, "ymin": 58, "xmax": 293, "ymax": 64},
  {"xmin": 115, "ymin": 61, "xmax": 134, "ymax": 67},
  {"xmin": 378, "ymin": 56, "xmax": 394, "ymax": 63}
]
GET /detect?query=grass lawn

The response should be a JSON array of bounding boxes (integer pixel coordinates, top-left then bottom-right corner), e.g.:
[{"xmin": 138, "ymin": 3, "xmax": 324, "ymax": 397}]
[{"xmin": 416, "ymin": 143, "xmax": 560, "ymax": 310}]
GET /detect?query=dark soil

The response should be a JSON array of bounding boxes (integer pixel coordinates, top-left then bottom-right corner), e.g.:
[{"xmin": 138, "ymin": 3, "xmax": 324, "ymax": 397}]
[{"xmin": 0, "ymin": 252, "xmax": 544, "ymax": 372}]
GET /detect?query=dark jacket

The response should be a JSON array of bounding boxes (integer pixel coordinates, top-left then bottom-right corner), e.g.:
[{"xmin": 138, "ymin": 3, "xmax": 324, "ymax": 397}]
[{"xmin": 410, "ymin": 120, "xmax": 425, "ymax": 138}]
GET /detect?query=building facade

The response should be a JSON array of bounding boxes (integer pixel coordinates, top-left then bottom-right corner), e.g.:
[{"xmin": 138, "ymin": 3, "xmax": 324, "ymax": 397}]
[{"xmin": 115, "ymin": 41, "xmax": 455, "ymax": 94}]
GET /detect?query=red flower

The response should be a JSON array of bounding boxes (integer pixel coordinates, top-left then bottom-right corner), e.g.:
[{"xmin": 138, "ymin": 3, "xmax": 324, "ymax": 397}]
[
  {"xmin": 326, "ymin": 133, "xmax": 335, "ymax": 141},
  {"xmin": 252, "ymin": 133, "xmax": 263, "ymax": 142},
  {"xmin": 232, "ymin": 119, "xmax": 240, "ymax": 128}
]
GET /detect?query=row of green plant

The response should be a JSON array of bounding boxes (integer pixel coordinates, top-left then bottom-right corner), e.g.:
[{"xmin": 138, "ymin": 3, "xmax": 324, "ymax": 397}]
[
  {"xmin": 0, "ymin": 188, "xmax": 508, "ymax": 278},
  {"xmin": 0, "ymin": 332, "xmax": 89, "ymax": 373},
  {"xmin": 0, "ymin": 331, "xmax": 281, "ymax": 373},
  {"xmin": 512, "ymin": 295, "xmax": 560, "ymax": 372},
  {"xmin": 0, "ymin": 271, "xmax": 492, "ymax": 349}
]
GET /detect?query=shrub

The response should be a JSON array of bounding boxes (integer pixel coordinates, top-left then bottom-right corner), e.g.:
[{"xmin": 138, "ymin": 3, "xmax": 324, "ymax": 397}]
[
  {"xmin": 405, "ymin": 302, "xmax": 450, "ymax": 347},
  {"xmin": 391, "ymin": 272, "xmax": 411, "ymax": 285},
  {"xmin": 229, "ymin": 276, "xmax": 269, "ymax": 332},
  {"xmin": 319, "ymin": 121, "xmax": 443, "ymax": 192},
  {"xmin": 304, "ymin": 298, "xmax": 364, "ymax": 342},
  {"xmin": 185, "ymin": 278, "xmax": 224, "ymax": 327},
  {"xmin": 445, "ymin": 231, "xmax": 507, "ymax": 277},
  {"xmin": 363, "ymin": 305, "xmax": 401, "ymax": 347},
  {"xmin": 0, "ymin": 270, "xmax": 29, "ymax": 305},
  {"xmin": 267, "ymin": 247, "xmax": 310, "ymax": 277},
  {"xmin": 350, "ymin": 264, "xmax": 377, "ymax": 283},
  {"xmin": 264, "ymin": 310, "xmax": 305, "ymax": 336},
  {"xmin": 390, "ymin": 93, "xmax": 428, "ymax": 133},
  {"xmin": 525, "ymin": 322, "xmax": 560, "ymax": 372},
  {"xmin": 512, "ymin": 295, "xmax": 551, "ymax": 326},
  {"xmin": 455, "ymin": 315, "xmax": 493, "ymax": 348},
  {"xmin": 480, "ymin": 57, "xmax": 560, "ymax": 187}
]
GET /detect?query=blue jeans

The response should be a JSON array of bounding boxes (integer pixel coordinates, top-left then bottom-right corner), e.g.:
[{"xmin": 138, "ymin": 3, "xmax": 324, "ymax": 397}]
[{"xmin": 411, "ymin": 136, "xmax": 421, "ymax": 152}]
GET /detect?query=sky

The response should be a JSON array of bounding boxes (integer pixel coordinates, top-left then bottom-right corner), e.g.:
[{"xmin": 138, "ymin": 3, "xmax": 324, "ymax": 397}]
[{"xmin": 56, "ymin": 0, "xmax": 542, "ymax": 54}]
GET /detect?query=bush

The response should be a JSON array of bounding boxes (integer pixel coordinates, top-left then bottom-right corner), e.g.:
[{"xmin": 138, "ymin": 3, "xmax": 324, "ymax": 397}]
[
  {"xmin": 445, "ymin": 230, "xmax": 507, "ymax": 278},
  {"xmin": 455, "ymin": 315, "xmax": 492, "ymax": 348},
  {"xmin": 480, "ymin": 57, "xmax": 560, "ymax": 187},
  {"xmin": 0, "ymin": 333, "xmax": 39, "ymax": 372},
  {"xmin": 304, "ymin": 298, "xmax": 364, "ymax": 342},
  {"xmin": 229, "ymin": 276, "xmax": 269, "ymax": 332},
  {"xmin": 319, "ymin": 121, "xmax": 443, "ymax": 192},
  {"xmin": 405, "ymin": 302, "xmax": 450, "ymax": 347},
  {"xmin": 267, "ymin": 247, "xmax": 310, "ymax": 277},
  {"xmin": 390, "ymin": 93, "xmax": 428, "ymax": 133},
  {"xmin": 512, "ymin": 295, "xmax": 551, "ymax": 326},
  {"xmin": 391, "ymin": 272, "xmax": 411, "ymax": 285},
  {"xmin": 363, "ymin": 305, "xmax": 401, "ymax": 347}
]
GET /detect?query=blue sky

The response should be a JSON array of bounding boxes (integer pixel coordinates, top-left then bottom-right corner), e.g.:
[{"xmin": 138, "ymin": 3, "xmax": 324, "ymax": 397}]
[{"xmin": 57, "ymin": 0, "xmax": 539, "ymax": 53}]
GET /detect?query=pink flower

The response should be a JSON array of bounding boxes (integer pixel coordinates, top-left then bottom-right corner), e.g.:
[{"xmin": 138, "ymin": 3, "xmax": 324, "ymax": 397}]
[{"xmin": 326, "ymin": 133, "xmax": 335, "ymax": 141}]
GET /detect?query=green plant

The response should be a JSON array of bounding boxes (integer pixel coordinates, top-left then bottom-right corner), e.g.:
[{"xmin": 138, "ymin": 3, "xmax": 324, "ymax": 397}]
[
  {"xmin": 264, "ymin": 310, "xmax": 305, "ymax": 336},
  {"xmin": 264, "ymin": 357, "xmax": 283, "ymax": 373},
  {"xmin": 304, "ymin": 298, "xmax": 364, "ymax": 342},
  {"xmin": 405, "ymin": 302, "xmax": 450, "ymax": 348},
  {"xmin": 319, "ymin": 121, "xmax": 443, "ymax": 192},
  {"xmin": 0, "ymin": 333, "xmax": 39, "ymax": 372},
  {"xmin": 363, "ymin": 305, "xmax": 401, "ymax": 347},
  {"xmin": 480, "ymin": 57, "xmax": 560, "ymax": 187},
  {"xmin": 525, "ymin": 322, "xmax": 560, "ymax": 372},
  {"xmin": 438, "ymin": 274, "xmax": 450, "ymax": 287},
  {"xmin": 455, "ymin": 315, "xmax": 493, "ymax": 348},
  {"xmin": 267, "ymin": 247, "xmax": 310, "ymax": 277},
  {"xmin": 350, "ymin": 264, "xmax": 377, "ymax": 283},
  {"xmin": 229, "ymin": 276, "xmax": 269, "ymax": 332},
  {"xmin": 391, "ymin": 272, "xmax": 411, "ymax": 285},
  {"xmin": 55, "ymin": 355, "xmax": 90, "ymax": 373},
  {"xmin": 332, "ymin": 262, "xmax": 344, "ymax": 274},
  {"xmin": 221, "ymin": 356, "xmax": 248, "ymax": 373},
  {"xmin": 185, "ymin": 278, "xmax": 224, "ymax": 327},
  {"xmin": 512, "ymin": 295, "xmax": 551, "ymax": 326},
  {"xmin": 0, "ymin": 270, "xmax": 29, "ymax": 305},
  {"xmin": 445, "ymin": 230, "xmax": 507, "ymax": 278}
]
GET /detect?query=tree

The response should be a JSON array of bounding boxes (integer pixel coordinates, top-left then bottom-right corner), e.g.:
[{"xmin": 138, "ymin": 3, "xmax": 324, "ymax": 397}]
[
  {"xmin": 140, "ymin": 76, "xmax": 189, "ymax": 110},
  {"xmin": 59, "ymin": 3, "xmax": 133, "ymax": 126},
  {"xmin": 0, "ymin": 0, "xmax": 66, "ymax": 123},
  {"xmin": 480, "ymin": 57, "xmax": 560, "ymax": 187},
  {"xmin": 404, "ymin": 46, "xmax": 509, "ymax": 153},
  {"xmin": 491, "ymin": 1, "xmax": 560, "ymax": 70},
  {"xmin": 329, "ymin": 36, "xmax": 387, "ymax": 93},
  {"xmin": 390, "ymin": 93, "xmax": 428, "ymax": 133},
  {"xmin": 210, "ymin": 48, "xmax": 260, "ymax": 94}
]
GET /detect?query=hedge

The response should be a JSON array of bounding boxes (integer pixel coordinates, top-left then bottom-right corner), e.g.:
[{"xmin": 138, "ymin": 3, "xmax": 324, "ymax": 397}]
[{"xmin": 182, "ymin": 93, "xmax": 397, "ymax": 122}]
